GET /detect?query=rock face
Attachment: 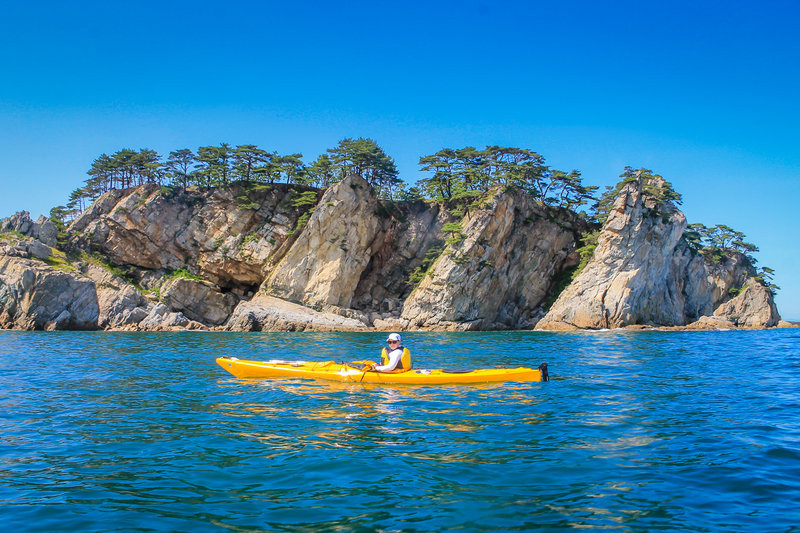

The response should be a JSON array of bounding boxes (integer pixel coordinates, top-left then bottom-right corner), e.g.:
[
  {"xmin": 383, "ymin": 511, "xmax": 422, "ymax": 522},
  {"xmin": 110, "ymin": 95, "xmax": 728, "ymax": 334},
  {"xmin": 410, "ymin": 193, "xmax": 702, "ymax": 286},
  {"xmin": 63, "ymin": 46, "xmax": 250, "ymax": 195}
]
[
  {"xmin": 225, "ymin": 295, "xmax": 368, "ymax": 331},
  {"xmin": 1, "ymin": 168, "xmax": 782, "ymax": 331},
  {"xmin": 713, "ymin": 278, "xmax": 780, "ymax": 327},
  {"xmin": 401, "ymin": 191, "xmax": 581, "ymax": 330},
  {"xmin": 265, "ymin": 175, "xmax": 382, "ymax": 309},
  {"xmin": 77, "ymin": 262, "xmax": 149, "ymax": 328},
  {"xmin": 1, "ymin": 211, "xmax": 58, "ymax": 247},
  {"xmin": 537, "ymin": 175, "xmax": 688, "ymax": 329},
  {"xmin": 161, "ymin": 277, "xmax": 239, "ymax": 325},
  {"xmin": 69, "ymin": 183, "xmax": 312, "ymax": 290},
  {"xmin": 536, "ymin": 174, "xmax": 771, "ymax": 330},
  {"xmin": 0, "ymin": 255, "xmax": 98, "ymax": 330}
]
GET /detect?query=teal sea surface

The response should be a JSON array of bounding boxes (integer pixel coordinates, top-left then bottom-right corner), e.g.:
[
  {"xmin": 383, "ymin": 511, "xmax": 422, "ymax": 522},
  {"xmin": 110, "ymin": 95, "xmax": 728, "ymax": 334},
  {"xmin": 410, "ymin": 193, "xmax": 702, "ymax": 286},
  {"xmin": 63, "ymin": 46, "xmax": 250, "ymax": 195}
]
[{"xmin": 1, "ymin": 330, "xmax": 799, "ymax": 531}]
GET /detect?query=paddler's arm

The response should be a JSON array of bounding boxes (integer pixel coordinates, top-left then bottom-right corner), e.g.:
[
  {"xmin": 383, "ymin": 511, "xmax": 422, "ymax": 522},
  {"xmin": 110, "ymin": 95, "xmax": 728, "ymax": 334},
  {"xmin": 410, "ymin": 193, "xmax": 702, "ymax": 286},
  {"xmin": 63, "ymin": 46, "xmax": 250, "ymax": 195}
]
[{"xmin": 373, "ymin": 348, "xmax": 402, "ymax": 371}]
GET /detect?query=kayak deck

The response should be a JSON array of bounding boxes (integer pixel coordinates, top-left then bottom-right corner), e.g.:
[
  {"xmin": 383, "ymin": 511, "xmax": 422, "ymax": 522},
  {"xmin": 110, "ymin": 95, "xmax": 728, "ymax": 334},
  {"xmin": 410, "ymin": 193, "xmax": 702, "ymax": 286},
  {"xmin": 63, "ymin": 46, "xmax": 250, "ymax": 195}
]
[{"xmin": 216, "ymin": 357, "xmax": 548, "ymax": 385}]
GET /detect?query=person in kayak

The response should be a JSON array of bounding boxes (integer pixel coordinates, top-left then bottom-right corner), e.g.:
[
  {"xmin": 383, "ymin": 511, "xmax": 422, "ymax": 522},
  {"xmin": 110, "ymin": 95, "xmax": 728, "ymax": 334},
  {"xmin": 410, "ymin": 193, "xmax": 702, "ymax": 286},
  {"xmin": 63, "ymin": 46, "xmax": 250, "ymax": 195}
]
[{"xmin": 373, "ymin": 333, "xmax": 411, "ymax": 372}]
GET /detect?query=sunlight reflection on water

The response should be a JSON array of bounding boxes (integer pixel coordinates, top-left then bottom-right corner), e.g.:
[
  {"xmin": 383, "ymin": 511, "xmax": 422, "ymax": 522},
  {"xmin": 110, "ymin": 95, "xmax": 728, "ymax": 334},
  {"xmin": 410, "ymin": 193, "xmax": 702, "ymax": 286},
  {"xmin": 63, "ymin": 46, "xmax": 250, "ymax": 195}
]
[{"xmin": 1, "ymin": 330, "xmax": 799, "ymax": 531}]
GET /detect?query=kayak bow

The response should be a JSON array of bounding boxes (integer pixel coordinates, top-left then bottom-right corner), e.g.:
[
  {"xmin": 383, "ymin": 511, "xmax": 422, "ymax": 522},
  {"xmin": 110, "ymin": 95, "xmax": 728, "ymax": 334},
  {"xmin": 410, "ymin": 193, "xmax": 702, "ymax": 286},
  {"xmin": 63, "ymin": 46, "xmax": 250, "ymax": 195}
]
[{"xmin": 216, "ymin": 357, "xmax": 548, "ymax": 385}]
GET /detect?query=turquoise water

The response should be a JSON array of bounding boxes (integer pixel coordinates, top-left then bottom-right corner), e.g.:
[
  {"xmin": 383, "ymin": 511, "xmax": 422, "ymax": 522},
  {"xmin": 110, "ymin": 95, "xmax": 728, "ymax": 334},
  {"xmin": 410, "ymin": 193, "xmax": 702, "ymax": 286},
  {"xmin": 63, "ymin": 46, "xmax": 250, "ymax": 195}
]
[{"xmin": 1, "ymin": 330, "xmax": 799, "ymax": 532}]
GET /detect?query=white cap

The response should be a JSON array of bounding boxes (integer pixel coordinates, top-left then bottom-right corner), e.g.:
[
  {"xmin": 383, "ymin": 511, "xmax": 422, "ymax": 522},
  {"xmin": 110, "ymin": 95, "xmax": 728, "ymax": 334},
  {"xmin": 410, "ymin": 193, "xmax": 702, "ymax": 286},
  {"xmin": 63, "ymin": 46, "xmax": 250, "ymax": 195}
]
[{"xmin": 386, "ymin": 333, "xmax": 401, "ymax": 342}]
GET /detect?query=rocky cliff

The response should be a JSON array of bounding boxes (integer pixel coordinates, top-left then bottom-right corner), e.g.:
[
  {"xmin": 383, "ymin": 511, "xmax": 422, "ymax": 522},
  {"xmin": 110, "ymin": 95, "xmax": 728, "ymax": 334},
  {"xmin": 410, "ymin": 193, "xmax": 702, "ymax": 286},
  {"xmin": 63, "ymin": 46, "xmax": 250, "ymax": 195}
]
[
  {"xmin": 536, "ymin": 173, "xmax": 780, "ymax": 330},
  {"xmin": 399, "ymin": 191, "xmax": 582, "ymax": 330},
  {"xmin": 0, "ymin": 172, "xmax": 784, "ymax": 332}
]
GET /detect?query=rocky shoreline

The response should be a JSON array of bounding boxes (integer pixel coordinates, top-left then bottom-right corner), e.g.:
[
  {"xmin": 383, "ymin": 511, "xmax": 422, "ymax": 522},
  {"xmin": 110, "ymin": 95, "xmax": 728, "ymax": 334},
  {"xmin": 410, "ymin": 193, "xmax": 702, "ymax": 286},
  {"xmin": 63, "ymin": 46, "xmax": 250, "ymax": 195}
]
[{"xmin": 1, "ymin": 174, "xmax": 791, "ymax": 332}]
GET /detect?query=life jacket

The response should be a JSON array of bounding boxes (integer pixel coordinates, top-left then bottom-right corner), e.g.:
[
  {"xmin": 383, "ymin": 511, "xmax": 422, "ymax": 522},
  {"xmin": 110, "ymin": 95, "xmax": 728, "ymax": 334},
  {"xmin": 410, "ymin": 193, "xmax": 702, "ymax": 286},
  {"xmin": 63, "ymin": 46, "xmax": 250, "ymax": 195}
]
[{"xmin": 380, "ymin": 346, "xmax": 411, "ymax": 371}]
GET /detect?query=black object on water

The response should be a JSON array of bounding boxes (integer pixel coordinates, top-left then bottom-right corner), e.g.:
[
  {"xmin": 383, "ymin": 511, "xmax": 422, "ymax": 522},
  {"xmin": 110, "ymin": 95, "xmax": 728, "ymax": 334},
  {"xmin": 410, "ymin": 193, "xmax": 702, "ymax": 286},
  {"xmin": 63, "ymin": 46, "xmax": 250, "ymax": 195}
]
[{"xmin": 538, "ymin": 362, "xmax": 549, "ymax": 382}]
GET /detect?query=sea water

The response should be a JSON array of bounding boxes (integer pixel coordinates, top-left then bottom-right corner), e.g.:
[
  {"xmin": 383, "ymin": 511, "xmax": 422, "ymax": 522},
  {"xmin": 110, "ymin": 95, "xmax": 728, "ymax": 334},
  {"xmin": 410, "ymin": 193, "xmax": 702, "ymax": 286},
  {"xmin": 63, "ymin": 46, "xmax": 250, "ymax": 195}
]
[{"xmin": 1, "ymin": 330, "xmax": 799, "ymax": 532}]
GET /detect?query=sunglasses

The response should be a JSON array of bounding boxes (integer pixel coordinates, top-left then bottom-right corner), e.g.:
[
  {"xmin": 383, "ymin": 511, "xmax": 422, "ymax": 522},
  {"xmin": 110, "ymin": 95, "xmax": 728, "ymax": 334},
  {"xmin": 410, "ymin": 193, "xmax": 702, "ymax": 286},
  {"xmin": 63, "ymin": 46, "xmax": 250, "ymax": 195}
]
[{"xmin": 387, "ymin": 340, "xmax": 400, "ymax": 344}]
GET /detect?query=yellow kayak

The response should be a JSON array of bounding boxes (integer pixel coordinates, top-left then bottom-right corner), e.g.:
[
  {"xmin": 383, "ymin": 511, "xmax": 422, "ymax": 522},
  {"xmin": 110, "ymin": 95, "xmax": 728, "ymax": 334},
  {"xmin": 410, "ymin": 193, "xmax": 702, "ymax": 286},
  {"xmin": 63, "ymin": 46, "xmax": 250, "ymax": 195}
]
[{"xmin": 216, "ymin": 357, "xmax": 548, "ymax": 385}]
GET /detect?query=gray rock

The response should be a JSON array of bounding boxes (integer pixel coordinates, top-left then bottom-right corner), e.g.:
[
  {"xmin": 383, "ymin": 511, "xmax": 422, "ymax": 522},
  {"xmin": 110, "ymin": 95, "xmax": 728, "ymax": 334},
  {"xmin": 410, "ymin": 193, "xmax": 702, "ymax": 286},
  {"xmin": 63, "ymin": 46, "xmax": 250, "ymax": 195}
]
[
  {"xmin": 537, "ymin": 174, "xmax": 688, "ymax": 330},
  {"xmin": 28, "ymin": 240, "xmax": 52, "ymax": 260},
  {"xmin": 1, "ymin": 211, "xmax": 58, "ymax": 247},
  {"xmin": 68, "ymin": 183, "xmax": 305, "ymax": 289},
  {"xmin": 161, "ymin": 277, "xmax": 239, "ymax": 326},
  {"xmin": 265, "ymin": 174, "xmax": 382, "ymax": 309},
  {"xmin": 0, "ymin": 255, "xmax": 98, "ymax": 330},
  {"xmin": 77, "ymin": 262, "xmax": 148, "ymax": 328},
  {"xmin": 713, "ymin": 279, "xmax": 780, "ymax": 327},
  {"xmin": 225, "ymin": 295, "xmax": 368, "ymax": 331},
  {"xmin": 137, "ymin": 303, "xmax": 191, "ymax": 330},
  {"xmin": 401, "ymin": 190, "xmax": 580, "ymax": 329}
]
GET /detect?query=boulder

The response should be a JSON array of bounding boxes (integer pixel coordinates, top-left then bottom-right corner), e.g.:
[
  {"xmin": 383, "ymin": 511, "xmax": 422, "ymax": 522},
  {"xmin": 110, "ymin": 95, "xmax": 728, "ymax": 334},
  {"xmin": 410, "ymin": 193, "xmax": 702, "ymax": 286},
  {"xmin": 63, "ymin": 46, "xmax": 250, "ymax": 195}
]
[
  {"xmin": 160, "ymin": 277, "xmax": 239, "ymax": 326},
  {"xmin": 225, "ymin": 294, "xmax": 368, "ymax": 331},
  {"xmin": 685, "ymin": 315, "xmax": 736, "ymax": 330},
  {"xmin": 136, "ymin": 303, "xmax": 205, "ymax": 330},
  {"xmin": 0, "ymin": 255, "xmax": 98, "ymax": 330},
  {"xmin": 713, "ymin": 279, "xmax": 780, "ymax": 327}
]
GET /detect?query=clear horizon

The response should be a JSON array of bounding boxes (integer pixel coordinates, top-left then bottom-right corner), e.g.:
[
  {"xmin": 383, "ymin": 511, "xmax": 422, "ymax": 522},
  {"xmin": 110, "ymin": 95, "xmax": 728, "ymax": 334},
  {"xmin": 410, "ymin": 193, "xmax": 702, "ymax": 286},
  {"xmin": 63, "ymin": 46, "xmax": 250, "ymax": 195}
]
[{"xmin": 1, "ymin": 1, "xmax": 798, "ymax": 319}]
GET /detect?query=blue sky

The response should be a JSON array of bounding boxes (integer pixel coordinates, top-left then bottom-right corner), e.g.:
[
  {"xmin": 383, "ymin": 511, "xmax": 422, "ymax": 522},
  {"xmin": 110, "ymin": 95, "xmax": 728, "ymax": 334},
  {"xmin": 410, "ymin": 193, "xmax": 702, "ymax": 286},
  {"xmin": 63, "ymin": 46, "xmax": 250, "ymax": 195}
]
[{"xmin": 1, "ymin": 1, "xmax": 798, "ymax": 319}]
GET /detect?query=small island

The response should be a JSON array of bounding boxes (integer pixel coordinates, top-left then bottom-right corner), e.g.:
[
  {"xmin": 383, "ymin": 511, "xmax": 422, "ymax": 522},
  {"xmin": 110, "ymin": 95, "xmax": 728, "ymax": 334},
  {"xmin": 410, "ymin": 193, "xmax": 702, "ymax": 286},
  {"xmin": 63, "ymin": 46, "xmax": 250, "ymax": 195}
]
[{"xmin": 0, "ymin": 139, "xmax": 790, "ymax": 331}]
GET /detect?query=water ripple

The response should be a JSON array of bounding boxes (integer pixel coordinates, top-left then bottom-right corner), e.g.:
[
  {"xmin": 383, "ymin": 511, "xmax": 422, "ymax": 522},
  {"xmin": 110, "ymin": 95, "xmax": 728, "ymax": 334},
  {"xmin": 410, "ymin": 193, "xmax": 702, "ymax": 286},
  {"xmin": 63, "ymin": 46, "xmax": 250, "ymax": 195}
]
[{"xmin": 1, "ymin": 330, "xmax": 799, "ymax": 531}]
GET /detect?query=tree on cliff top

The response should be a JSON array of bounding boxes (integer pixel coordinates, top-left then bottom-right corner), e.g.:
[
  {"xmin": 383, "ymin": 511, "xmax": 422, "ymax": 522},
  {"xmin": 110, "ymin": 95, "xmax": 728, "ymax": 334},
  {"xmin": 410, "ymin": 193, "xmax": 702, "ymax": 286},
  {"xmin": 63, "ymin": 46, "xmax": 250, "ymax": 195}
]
[
  {"xmin": 416, "ymin": 146, "xmax": 597, "ymax": 210},
  {"xmin": 593, "ymin": 167, "xmax": 682, "ymax": 224},
  {"xmin": 322, "ymin": 138, "xmax": 401, "ymax": 198}
]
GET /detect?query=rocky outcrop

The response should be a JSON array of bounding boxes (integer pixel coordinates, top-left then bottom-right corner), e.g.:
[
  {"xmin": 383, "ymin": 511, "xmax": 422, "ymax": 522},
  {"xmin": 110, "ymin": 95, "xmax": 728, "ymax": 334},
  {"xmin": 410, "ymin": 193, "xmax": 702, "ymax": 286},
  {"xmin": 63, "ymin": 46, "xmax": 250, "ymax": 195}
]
[
  {"xmin": 537, "ymin": 174, "xmax": 689, "ymax": 329},
  {"xmin": 69, "ymin": 183, "xmax": 311, "ymax": 290},
  {"xmin": 225, "ymin": 295, "xmax": 368, "ymax": 331},
  {"xmin": 2, "ymin": 167, "xmax": 782, "ymax": 331},
  {"xmin": 160, "ymin": 277, "xmax": 239, "ymax": 325},
  {"xmin": 2, "ymin": 211, "xmax": 58, "ymax": 247},
  {"xmin": 712, "ymin": 278, "xmax": 780, "ymax": 327},
  {"xmin": 400, "ymin": 191, "xmax": 581, "ymax": 330},
  {"xmin": 0, "ymin": 255, "xmax": 98, "ymax": 330},
  {"xmin": 536, "ymin": 173, "xmax": 772, "ymax": 330},
  {"xmin": 264, "ymin": 175, "xmax": 382, "ymax": 309},
  {"xmin": 76, "ymin": 262, "xmax": 149, "ymax": 328}
]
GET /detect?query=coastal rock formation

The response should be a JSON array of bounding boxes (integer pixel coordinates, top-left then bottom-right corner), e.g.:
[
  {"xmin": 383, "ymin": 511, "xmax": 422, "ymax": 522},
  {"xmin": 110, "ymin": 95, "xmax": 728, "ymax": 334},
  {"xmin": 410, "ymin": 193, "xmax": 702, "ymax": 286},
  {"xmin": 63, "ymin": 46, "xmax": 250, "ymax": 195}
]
[
  {"xmin": 225, "ymin": 294, "xmax": 368, "ymax": 331},
  {"xmin": 160, "ymin": 277, "xmax": 239, "ymax": 325},
  {"xmin": 400, "ymin": 191, "xmax": 580, "ymax": 330},
  {"xmin": 264, "ymin": 175, "xmax": 382, "ymax": 309},
  {"xmin": 536, "ymin": 174, "xmax": 688, "ymax": 329},
  {"xmin": 536, "ymin": 173, "xmax": 772, "ymax": 330},
  {"xmin": 69, "ymin": 183, "xmax": 310, "ymax": 290},
  {"xmin": 1, "ymin": 211, "xmax": 58, "ymax": 247},
  {"xmin": 712, "ymin": 278, "xmax": 780, "ymax": 327},
  {"xmin": 1, "ymin": 167, "xmax": 783, "ymax": 332},
  {"xmin": 0, "ymin": 254, "xmax": 98, "ymax": 330}
]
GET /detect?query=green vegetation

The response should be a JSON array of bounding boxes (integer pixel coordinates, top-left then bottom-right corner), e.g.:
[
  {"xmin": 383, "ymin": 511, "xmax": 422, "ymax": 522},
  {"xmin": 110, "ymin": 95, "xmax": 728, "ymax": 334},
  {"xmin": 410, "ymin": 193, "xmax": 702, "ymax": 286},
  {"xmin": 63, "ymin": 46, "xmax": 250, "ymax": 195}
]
[
  {"xmin": 165, "ymin": 268, "xmax": 202, "ymax": 281},
  {"xmin": 407, "ymin": 242, "xmax": 445, "ymax": 286},
  {"xmin": 593, "ymin": 167, "xmax": 682, "ymax": 225},
  {"xmin": 572, "ymin": 230, "xmax": 600, "ymax": 280},
  {"xmin": 39, "ymin": 248, "xmax": 73, "ymax": 271},
  {"xmin": 46, "ymin": 139, "xmax": 775, "ymax": 292},
  {"xmin": 60, "ymin": 137, "xmax": 401, "ymax": 222},
  {"xmin": 80, "ymin": 252, "xmax": 135, "ymax": 283},
  {"xmin": 441, "ymin": 222, "xmax": 464, "ymax": 247},
  {"xmin": 418, "ymin": 146, "xmax": 597, "ymax": 211},
  {"xmin": 0, "ymin": 229, "xmax": 28, "ymax": 241}
]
